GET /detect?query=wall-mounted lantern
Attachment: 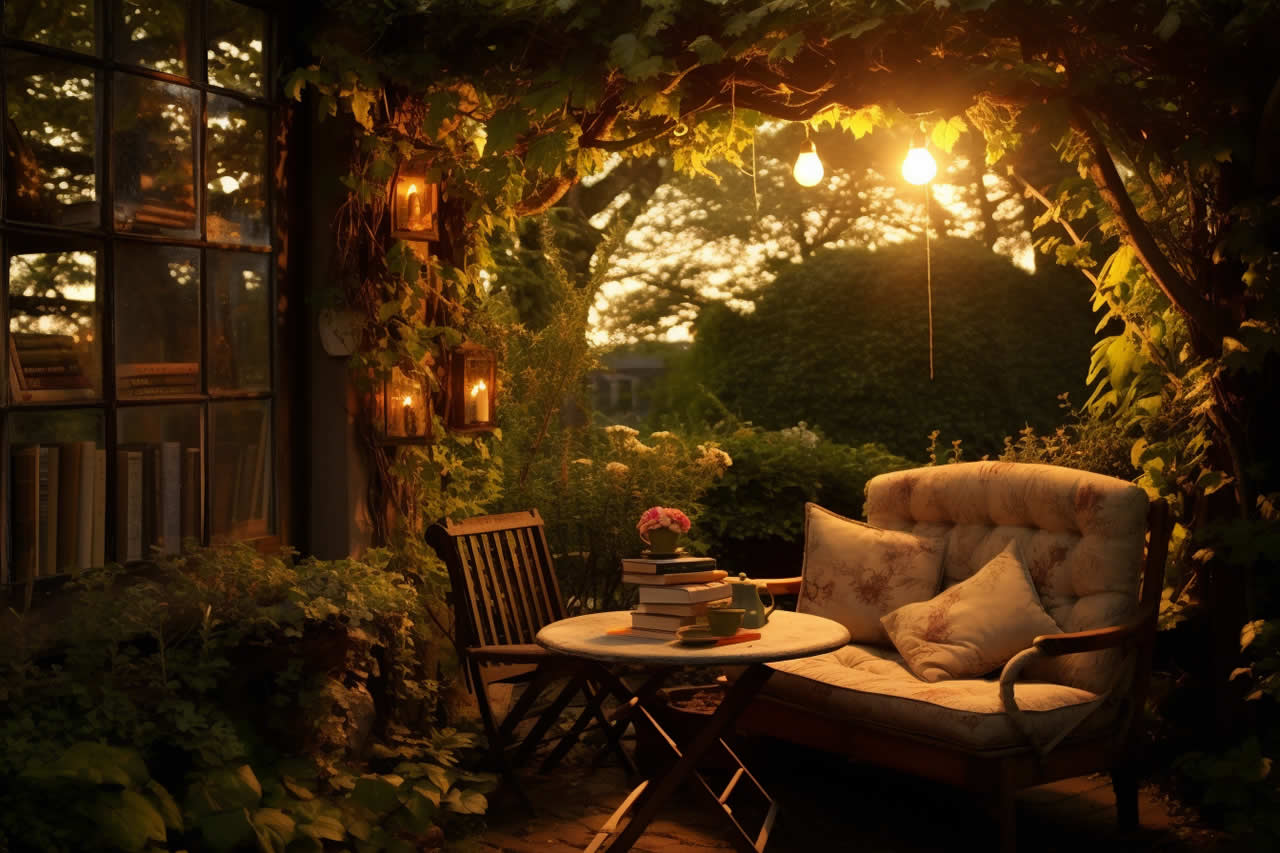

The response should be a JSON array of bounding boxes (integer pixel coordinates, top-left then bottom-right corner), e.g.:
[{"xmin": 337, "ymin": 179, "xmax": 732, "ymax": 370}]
[
  {"xmin": 375, "ymin": 365, "xmax": 432, "ymax": 444},
  {"xmin": 390, "ymin": 158, "xmax": 440, "ymax": 242},
  {"xmin": 448, "ymin": 343, "xmax": 497, "ymax": 433}
]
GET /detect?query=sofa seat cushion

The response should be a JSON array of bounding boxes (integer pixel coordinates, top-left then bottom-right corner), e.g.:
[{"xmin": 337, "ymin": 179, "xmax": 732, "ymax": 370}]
[{"xmin": 764, "ymin": 644, "xmax": 1113, "ymax": 752}]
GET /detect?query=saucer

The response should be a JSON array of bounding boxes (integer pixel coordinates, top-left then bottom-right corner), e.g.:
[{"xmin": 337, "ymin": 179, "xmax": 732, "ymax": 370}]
[
  {"xmin": 642, "ymin": 547, "xmax": 686, "ymax": 559},
  {"xmin": 675, "ymin": 625, "xmax": 718, "ymax": 647}
]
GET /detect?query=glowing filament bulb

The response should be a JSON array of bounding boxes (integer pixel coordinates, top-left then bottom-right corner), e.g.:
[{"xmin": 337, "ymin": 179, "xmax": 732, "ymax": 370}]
[
  {"xmin": 793, "ymin": 143, "xmax": 824, "ymax": 187},
  {"xmin": 402, "ymin": 395, "xmax": 413, "ymax": 406},
  {"xmin": 902, "ymin": 147, "xmax": 937, "ymax": 185}
]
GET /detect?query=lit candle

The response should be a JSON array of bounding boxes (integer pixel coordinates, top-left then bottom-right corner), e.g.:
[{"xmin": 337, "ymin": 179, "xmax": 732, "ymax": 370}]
[
  {"xmin": 470, "ymin": 380, "xmax": 489, "ymax": 423},
  {"xmin": 402, "ymin": 394, "xmax": 417, "ymax": 435}
]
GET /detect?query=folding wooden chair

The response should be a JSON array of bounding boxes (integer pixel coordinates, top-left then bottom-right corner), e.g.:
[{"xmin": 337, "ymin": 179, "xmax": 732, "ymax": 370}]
[{"xmin": 428, "ymin": 509, "xmax": 636, "ymax": 796}]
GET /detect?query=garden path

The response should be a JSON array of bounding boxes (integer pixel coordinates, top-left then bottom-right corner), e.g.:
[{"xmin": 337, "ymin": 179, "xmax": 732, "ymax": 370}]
[{"xmin": 462, "ymin": 739, "xmax": 1237, "ymax": 853}]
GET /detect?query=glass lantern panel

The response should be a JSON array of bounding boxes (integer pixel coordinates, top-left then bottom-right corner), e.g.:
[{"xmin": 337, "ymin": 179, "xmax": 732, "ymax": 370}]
[
  {"xmin": 462, "ymin": 357, "xmax": 492, "ymax": 426},
  {"xmin": 388, "ymin": 368, "xmax": 428, "ymax": 439}
]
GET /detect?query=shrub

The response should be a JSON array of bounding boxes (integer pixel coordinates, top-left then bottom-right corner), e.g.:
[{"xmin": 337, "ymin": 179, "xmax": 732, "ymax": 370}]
[
  {"xmin": 0, "ymin": 545, "xmax": 492, "ymax": 852},
  {"xmin": 503, "ymin": 425, "xmax": 733, "ymax": 612},
  {"xmin": 697, "ymin": 424, "xmax": 913, "ymax": 576},
  {"xmin": 690, "ymin": 239, "xmax": 1096, "ymax": 458}
]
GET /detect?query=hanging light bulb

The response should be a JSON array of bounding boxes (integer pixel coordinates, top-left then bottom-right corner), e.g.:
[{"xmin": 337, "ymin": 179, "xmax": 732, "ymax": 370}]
[
  {"xmin": 902, "ymin": 145, "xmax": 937, "ymax": 185},
  {"xmin": 793, "ymin": 141, "xmax": 824, "ymax": 187}
]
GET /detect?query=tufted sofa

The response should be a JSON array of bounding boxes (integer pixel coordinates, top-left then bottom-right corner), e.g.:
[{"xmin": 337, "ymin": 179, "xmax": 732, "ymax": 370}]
[{"xmin": 738, "ymin": 462, "xmax": 1171, "ymax": 852}]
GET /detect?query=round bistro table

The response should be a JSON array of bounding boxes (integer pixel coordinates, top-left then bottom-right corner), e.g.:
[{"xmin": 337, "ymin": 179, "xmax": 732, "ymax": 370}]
[{"xmin": 537, "ymin": 610, "xmax": 850, "ymax": 853}]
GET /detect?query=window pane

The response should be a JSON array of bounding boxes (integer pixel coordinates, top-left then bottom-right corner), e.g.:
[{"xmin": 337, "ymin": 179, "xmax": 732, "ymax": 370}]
[
  {"xmin": 117, "ymin": 404, "xmax": 203, "ymax": 558},
  {"xmin": 7, "ymin": 249, "xmax": 101, "ymax": 403},
  {"xmin": 210, "ymin": 400, "xmax": 270, "ymax": 540},
  {"xmin": 3, "ymin": 51, "xmax": 99, "ymax": 227},
  {"xmin": 112, "ymin": 74, "xmax": 198, "ymax": 237},
  {"xmin": 115, "ymin": 244, "xmax": 200, "ymax": 397},
  {"xmin": 206, "ymin": 1, "xmax": 266, "ymax": 96},
  {"xmin": 206, "ymin": 96, "xmax": 268, "ymax": 246},
  {"xmin": 116, "ymin": 0, "xmax": 190, "ymax": 76},
  {"xmin": 3, "ymin": 0, "xmax": 96, "ymax": 56},
  {"xmin": 208, "ymin": 252, "xmax": 269, "ymax": 392}
]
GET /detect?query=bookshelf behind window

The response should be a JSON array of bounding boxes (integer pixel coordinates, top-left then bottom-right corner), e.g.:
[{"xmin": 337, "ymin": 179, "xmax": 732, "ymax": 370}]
[{"xmin": 1, "ymin": 0, "xmax": 279, "ymax": 593}]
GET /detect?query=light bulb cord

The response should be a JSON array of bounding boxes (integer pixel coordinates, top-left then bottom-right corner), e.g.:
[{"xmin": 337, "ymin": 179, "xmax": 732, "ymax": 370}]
[{"xmin": 925, "ymin": 182, "xmax": 934, "ymax": 381}]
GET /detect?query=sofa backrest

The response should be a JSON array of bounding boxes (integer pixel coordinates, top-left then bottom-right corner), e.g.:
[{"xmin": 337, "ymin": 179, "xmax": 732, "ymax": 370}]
[{"xmin": 865, "ymin": 461, "xmax": 1150, "ymax": 693}]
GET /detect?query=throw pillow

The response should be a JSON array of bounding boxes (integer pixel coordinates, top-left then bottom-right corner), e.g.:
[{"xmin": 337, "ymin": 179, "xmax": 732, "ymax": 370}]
[
  {"xmin": 797, "ymin": 502, "xmax": 945, "ymax": 644},
  {"xmin": 880, "ymin": 540, "xmax": 1061, "ymax": 682}
]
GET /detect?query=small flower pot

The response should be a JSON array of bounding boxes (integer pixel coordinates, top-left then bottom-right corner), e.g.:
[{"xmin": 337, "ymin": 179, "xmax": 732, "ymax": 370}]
[{"xmin": 646, "ymin": 528, "xmax": 681, "ymax": 554}]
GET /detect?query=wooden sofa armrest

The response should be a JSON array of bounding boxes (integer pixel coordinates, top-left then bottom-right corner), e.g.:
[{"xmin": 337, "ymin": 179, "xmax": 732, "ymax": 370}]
[
  {"xmin": 1032, "ymin": 621, "xmax": 1143, "ymax": 656},
  {"xmin": 764, "ymin": 576, "xmax": 804, "ymax": 596}
]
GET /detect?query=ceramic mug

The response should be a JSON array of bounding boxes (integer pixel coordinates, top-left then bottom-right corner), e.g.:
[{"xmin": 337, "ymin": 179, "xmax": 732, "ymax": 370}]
[{"xmin": 706, "ymin": 607, "xmax": 745, "ymax": 636}]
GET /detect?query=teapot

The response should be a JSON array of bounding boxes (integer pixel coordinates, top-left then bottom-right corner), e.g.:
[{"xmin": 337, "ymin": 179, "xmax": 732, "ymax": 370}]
[{"xmin": 728, "ymin": 573, "xmax": 775, "ymax": 629}]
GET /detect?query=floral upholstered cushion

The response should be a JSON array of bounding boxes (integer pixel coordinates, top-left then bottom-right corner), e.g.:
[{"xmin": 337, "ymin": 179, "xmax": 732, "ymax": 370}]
[
  {"xmin": 864, "ymin": 462, "xmax": 1149, "ymax": 693},
  {"xmin": 797, "ymin": 503, "xmax": 945, "ymax": 644},
  {"xmin": 881, "ymin": 540, "xmax": 1061, "ymax": 682},
  {"xmin": 764, "ymin": 643, "xmax": 1114, "ymax": 751}
]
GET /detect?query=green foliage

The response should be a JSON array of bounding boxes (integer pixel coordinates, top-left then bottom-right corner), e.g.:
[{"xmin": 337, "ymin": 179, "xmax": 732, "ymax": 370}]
[
  {"xmin": 690, "ymin": 240, "xmax": 1096, "ymax": 458},
  {"xmin": 1177, "ymin": 737, "xmax": 1280, "ymax": 847},
  {"xmin": 0, "ymin": 546, "xmax": 490, "ymax": 852},
  {"xmin": 697, "ymin": 423, "xmax": 912, "ymax": 575},
  {"xmin": 504, "ymin": 424, "xmax": 733, "ymax": 612}
]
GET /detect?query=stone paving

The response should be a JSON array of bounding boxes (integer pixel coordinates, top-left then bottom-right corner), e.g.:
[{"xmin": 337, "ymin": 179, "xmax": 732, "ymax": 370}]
[{"xmin": 461, "ymin": 738, "xmax": 1237, "ymax": 853}]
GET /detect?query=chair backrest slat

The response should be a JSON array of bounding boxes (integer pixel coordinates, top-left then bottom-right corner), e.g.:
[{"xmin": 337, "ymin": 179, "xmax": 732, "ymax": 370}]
[
  {"xmin": 463, "ymin": 534, "xmax": 502, "ymax": 646},
  {"xmin": 494, "ymin": 529, "xmax": 536, "ymax": 643},
  {"xmin": 480, "ymin": 531, "xmax": 518, "ymax": 644},
  {"xmin": 433, "ymin": 509, "xmax": 565, "ymax": 650}
]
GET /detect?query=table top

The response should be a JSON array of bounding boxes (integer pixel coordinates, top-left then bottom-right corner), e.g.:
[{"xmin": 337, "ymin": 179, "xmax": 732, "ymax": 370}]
[{"xmin": 536, "ymin": 609, "xmax": 851, "ymax": 666}]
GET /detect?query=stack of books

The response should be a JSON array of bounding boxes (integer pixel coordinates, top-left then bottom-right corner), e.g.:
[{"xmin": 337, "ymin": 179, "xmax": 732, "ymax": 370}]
[
  {"xmin": 622, "ymin": 554, "xmax": 730, "ymax": 636},
  {"xmin": 8, "ymin": 332, "xmax": 96, "ymax": 403}
]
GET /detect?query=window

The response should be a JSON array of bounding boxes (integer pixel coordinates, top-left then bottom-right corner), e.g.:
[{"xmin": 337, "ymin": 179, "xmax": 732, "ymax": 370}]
[{"xmin": 2, "ymin": 0, "xmax": 277, "ymax": 585}]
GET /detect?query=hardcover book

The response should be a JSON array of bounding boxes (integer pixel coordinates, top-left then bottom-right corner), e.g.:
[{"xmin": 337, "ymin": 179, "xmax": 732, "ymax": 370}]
[
  {"xmin": 620, "ymin": 555, "xmax": 717, "ymax": 574},
  {"xmin": 622, "ymin": 568, "xmax": 728, "ymax": 586},
  {"xmin": 636, "ymin": 582, "xmax": 731, "ymax": 605}
]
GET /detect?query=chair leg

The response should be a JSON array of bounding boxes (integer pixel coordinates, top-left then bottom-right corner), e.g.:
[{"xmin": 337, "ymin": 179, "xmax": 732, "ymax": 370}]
[
  {"xmin": 989, "ymin": 766, "xmax": 1018, "ymax": 853},
  {"xmin": 1112, "ymin": 765, "xmax": 1139, "ymax": 830}
]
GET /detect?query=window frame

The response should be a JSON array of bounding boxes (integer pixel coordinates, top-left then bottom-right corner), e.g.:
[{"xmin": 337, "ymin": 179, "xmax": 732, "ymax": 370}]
[{"xmin": 0, "ymin": 0, "xmax": 283, "ymax": 585}]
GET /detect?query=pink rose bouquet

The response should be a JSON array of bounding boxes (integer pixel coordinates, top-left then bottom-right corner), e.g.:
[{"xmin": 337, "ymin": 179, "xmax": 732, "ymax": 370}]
[{"xmin": 636, "ymin": 506, "xmax": 691, "ymax": 544}]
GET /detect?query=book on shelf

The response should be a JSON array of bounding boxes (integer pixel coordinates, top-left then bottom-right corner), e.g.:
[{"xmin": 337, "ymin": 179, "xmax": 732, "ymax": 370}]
[
  {"xmin": 118, "ymin": 363, "xmax": 200, "ymax": 396},
  {"xmin": 8, "ymin": 333, "xmax": 96, "ymax": 401},
  {"xmin": 115, "ymin": 449, "xmax": 144, "ymax": 563},
  {"xmin": 37, "ymin": 446, "xmax": 59, "ymax": 577},
  {"xmin": 56, "ymin": 441, "xmax": 97, "ymax": 573},
  {"xmin": 156, "ymin": 442, "xmax": 182, "ymax": 556},
  {"xmin": 620, "ymin": 555, "xmax": 717, "ymax": 574},
  {"xmin": 622, "ymin": 568, "xmax": 727, "ymax": 586},
  {"xmin": 90, "ymin": 449, "xmax": 107, "ymax": 569},
  {"xmin": 630, "ymin": 611, "xmax": 700, "ymax": 632},
  {"xmin": 10, "ymin": 446, "xmax": 41, "ymax": 584},
  {"xmin": 633, "ymin": 601, "xmax": 716, "ymax": 617},
  {"xmin": 636, "ymin": 581, "xmax": 730, "ymax": 605},
  {"xmin": 181, "ymin": 447, "xmax": 202, "ymax": 542}
]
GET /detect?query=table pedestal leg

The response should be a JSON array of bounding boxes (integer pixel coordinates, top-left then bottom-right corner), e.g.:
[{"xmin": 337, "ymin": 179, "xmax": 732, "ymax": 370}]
[{"xmin": 588, "ymin": 664, "xmax": 777, "ymax": 853}]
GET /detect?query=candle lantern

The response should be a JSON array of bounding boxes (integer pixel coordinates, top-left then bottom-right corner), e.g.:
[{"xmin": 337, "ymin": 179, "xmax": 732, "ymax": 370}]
[
  {"xmin": 375, "ymin": 365, "xmax": 431, "ymax": 444},
  {"xmin": 449, "ymin": 343, "xmax": 497, "ymax": 432},
  {"xmin": 390, "ymin": 158, "xmax": 440, "ymax": 242}
]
